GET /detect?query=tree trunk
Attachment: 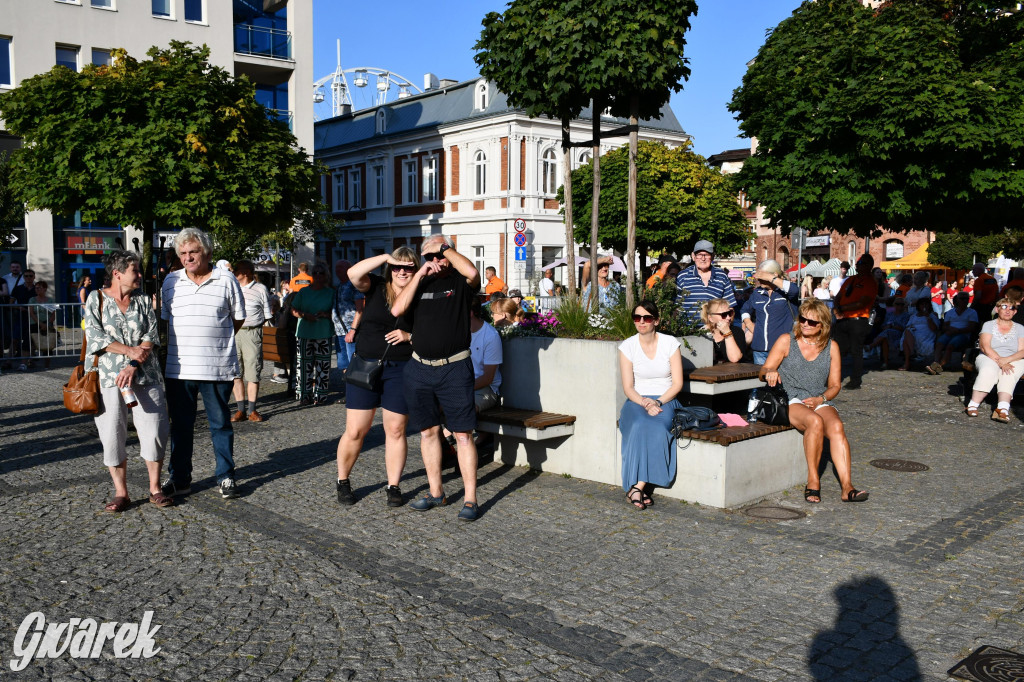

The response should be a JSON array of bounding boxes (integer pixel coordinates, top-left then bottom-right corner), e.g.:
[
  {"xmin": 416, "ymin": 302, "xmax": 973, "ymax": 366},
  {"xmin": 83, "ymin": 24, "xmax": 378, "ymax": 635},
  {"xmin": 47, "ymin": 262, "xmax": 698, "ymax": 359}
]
[
  {"xmin": 561, "ymin": 117, "xmax": 576, "ymax": 297},
  {"xmin": 625, "ymin": 97, "xmax": 639, "ymax": 310},
  {"xmin": 588, "ymin": 98, "xmax": 602, "ymax": 312}
]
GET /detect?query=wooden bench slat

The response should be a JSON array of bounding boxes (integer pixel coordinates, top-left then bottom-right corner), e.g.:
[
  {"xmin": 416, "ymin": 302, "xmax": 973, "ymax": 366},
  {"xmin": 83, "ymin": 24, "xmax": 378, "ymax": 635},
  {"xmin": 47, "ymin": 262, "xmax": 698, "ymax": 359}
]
[
  {"xmin": 477, "ymin": 407, "xmax": 576, "ymax": 429},
  {"xmin": 679, "ymin": 422, "xmax": 793, "ymax": 446},
  {"xmin": 688, "ymin": 362, "xmax": 762, "ymax": 384}
]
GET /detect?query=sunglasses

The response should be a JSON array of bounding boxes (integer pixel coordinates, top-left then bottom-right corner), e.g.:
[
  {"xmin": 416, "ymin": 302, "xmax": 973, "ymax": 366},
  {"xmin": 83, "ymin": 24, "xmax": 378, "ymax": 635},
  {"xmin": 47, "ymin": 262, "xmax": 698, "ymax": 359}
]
[
  {"xmin": 391, "ymin": 264, "xmax": 416, "ymax": 273},
  {"xmin": 632, "ymin": 314, "xmax": 657, "ymax": 323},
  {"xmin": 423, "ymin": 252, "xmax": 445, "ymax": 261},
  {"xmin": 798, "ymin": 315, "xmax": 822, "ymax": 327},
  {"xmin": 711, "ymin": 310, "xmax": 735, "ymax": 318},
  {"xmin": 998, "ymin": 304, "xmax": 1019, "ymax": 311}
]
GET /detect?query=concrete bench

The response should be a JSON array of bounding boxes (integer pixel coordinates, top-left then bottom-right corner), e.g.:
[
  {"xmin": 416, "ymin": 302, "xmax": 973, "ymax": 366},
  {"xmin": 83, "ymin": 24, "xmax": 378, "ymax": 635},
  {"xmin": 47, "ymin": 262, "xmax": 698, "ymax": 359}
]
[
  {"xmin": 661, "ymin": 421, "xmax": 806, "ymax": 509},
  {"xmin": 476, "ymin": 406, "xmax": 576, "ymax": 441},
  {"xmin": 685, "ymin": 362, "xmax": 763, "ymax": 396}
]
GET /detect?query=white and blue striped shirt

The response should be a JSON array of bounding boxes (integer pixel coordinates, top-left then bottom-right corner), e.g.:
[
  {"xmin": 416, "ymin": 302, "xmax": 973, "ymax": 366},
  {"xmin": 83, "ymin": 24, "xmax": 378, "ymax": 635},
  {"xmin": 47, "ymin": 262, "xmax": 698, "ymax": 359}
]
[
  {"xmin": 162, "ymin": 268, "xmax": 246, "ymax": 381},
  {"xmin": 675, "ymin": 265, "xmax": 737, "ymax": 324}
]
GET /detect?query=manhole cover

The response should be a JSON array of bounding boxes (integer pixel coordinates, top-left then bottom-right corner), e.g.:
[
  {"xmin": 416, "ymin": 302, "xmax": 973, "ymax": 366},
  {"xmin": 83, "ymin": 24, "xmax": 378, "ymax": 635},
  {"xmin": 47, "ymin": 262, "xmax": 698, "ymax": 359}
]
[
  {"xmin": 870, "ymin": 459, "xmax": 929, "ymax": 472},
  {"xmin": 741, "ymin": 505, "xmax": 806, "ymax": 521},
  {"xmin": 949, "ymin": 645, "xmax": 1024, "ymax": 681}
]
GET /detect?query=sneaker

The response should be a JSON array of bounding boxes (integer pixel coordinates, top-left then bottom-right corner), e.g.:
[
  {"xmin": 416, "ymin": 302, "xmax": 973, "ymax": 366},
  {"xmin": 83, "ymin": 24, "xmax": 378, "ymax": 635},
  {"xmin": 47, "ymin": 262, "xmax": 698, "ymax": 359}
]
[
  {"xmin": 17, "ymin": 363, "xmax": 27, "ymax": 371},
  {"xmin": 385, "ymin": 485, "xmax": 403, "ymax": 508},
  {"xmin": 219, "ymin": 478, "xmax": 240, "ymax": 499},
  {"xmin": 457, "ymin": 501, "xmax": 479, "ymax": 522},
  {"xmin": 409, "ymin": 492, "xmax": 448, "ymax": 511},
  {"xmin": 336, "ymin": 479, "xmax": 356, "ymax": 505},
  {"xmin": 270, "ymin": 375, "xmax": 288, "ymax": 384},
  {"xmin": 160, "ymin": 479, "xmax": 191, "ymax": 497}
]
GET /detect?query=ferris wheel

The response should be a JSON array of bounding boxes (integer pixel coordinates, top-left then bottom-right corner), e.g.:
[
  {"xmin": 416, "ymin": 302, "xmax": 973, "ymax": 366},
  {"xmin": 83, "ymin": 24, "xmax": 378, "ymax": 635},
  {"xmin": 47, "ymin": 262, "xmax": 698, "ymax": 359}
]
[{"xmin": 313, "ymin": 40, "xmax": 422, "ymax": 121}]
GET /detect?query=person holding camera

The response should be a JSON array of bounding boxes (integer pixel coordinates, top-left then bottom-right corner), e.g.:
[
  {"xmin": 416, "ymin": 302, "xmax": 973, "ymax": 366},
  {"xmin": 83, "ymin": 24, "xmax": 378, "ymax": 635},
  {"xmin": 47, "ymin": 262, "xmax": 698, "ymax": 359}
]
[{"xmin": 740, "ymin": 259, "xmax": 799, "ymax": 365}]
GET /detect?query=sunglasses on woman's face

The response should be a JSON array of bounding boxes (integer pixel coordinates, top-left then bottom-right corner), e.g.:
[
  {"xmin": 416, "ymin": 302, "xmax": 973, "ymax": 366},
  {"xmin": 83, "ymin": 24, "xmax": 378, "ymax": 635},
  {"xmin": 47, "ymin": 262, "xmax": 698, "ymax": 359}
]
[
  {"xmin": 632, "ymin": 314, "xmax": 657, "ymax": 323},
  {"xmin": 711, "ymin": 310, "xmax": 735, "ymax": 318},
  {"xmin": 798, "ymin": 315, "xmax": 822, "ymax": 328},
  {"xmin": 391, "ymin": 264, "xmax": 416, "ymax": 273},
  {"xmin": 998, "ymin": 304, "xmax": 1019, "ymax": 311}
]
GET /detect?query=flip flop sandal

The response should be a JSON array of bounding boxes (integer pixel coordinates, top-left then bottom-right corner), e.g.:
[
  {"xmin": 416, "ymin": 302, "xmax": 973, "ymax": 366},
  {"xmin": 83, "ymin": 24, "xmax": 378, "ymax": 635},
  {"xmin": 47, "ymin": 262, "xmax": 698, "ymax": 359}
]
[
  {"xmin": 804, "ymin": 487, "xmax": 821, "ymax": 504},
  {"xmin": 149, "ymin": 492, "xmax": 174, "ymax": 508},
  {"xmin": 104, "ymin": 496, "xmax": 131, "ymax": 513},
  {"xmin": 843, "ymin": 489, "xmax": 869, "ymax": 502},
  {"xmin": 626, "ymin": 485, "xmax": 647, "ymax": 510}
]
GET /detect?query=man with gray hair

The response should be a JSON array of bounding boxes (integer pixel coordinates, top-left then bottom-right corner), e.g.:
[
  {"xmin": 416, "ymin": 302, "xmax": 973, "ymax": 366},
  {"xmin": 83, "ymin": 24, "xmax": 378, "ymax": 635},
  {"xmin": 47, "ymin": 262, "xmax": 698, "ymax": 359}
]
[
  {"xmin": 160, "ymin": 228, "xmax": 247, "ymax": 500},
  {"xmin": 391, "ymin": 234, "xmax": 483, "ymax": 521}
]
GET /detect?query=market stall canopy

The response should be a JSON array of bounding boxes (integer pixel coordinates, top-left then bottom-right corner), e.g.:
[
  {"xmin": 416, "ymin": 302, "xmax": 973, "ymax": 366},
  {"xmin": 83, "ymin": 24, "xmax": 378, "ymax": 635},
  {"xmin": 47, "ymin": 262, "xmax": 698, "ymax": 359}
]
[
  {"xmin": 820, "ymin": 258, "xmax": 851, "ymax": 277},
  {"xmin": 880, "ymin": 243, "xmax": 947, "ymax": 270},
  {"xmin": 541, "ymin": 255, "xmax": 626, "ymax": 273}
]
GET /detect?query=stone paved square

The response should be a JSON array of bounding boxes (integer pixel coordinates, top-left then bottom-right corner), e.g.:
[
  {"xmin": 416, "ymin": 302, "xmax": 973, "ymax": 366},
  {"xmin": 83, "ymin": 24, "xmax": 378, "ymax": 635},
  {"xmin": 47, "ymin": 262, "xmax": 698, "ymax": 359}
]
[{"xmin": 0, "ymin": 361, "xmax": 1022, "ymax": 680}]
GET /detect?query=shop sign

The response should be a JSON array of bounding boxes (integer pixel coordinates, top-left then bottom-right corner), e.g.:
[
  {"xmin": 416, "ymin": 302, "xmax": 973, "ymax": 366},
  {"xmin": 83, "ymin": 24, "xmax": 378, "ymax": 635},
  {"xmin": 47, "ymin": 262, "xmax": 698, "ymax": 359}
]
[
  {"xmin": 65, "ymin": 231, "xmax": 122, "ymax": 254},
  {"xmin": 804, "ymin": 235, "xmax": 830, "ymax": 247},
  {"xmin": 886, "ymin": 242, "xmax": 904, "ymax": 259}
]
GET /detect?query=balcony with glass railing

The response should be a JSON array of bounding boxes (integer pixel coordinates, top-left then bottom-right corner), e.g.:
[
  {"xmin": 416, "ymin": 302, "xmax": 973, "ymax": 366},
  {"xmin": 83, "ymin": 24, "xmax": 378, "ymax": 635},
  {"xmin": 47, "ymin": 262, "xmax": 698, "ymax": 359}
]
[
  {"xmin": 268, "ymin": 109, "xmax": 293, "ymax": 130},
  {"xmin": 234, "ymin": 24, "xmax": 292, "ymax": 60}
]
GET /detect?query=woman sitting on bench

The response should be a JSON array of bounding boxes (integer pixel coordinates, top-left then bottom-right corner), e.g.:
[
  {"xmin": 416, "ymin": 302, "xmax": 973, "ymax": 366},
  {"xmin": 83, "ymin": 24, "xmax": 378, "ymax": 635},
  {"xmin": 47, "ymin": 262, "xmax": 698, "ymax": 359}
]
[
  {"xmin": 965, "ymin": 297, "xmax": 1024, "ymax": 422},
  {"xmin": 760, "ymin": 299, "xmax": 868, "ymax": 504},
  {"xmin": 618, "ymin": 299, "xmax": 684, "ymax": 510}
]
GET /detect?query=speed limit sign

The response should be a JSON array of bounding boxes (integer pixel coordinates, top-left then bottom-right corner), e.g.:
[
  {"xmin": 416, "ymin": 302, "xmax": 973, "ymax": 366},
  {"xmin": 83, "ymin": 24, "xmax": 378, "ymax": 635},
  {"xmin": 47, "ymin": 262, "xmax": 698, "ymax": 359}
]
[{"xmin": 513, "ymin": 218, "xmax": 527, "ymax": 233}]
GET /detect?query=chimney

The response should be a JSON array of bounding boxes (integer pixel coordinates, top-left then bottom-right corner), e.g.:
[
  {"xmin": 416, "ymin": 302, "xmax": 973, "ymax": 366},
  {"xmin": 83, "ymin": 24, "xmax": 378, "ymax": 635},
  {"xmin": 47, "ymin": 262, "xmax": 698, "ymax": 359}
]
[{"xmin": 424, "ymin": 73, "xmax": 439, "ymax": 92}]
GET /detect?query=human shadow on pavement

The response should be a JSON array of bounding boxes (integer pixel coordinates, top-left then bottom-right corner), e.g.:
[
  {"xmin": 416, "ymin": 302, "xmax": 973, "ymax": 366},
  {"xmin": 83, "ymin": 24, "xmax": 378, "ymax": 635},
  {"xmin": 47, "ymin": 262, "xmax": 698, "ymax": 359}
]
[{"xmin": 808, "ymin": 575, "xmax": 921, "ymax": 681}]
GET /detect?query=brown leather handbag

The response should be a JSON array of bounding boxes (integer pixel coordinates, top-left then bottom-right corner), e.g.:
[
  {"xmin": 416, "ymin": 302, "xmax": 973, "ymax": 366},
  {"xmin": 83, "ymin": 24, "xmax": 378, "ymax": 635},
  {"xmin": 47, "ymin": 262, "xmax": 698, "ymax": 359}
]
[{"xmin": 63, "ymin": 295, "xmax": 102, "ymax": 414}]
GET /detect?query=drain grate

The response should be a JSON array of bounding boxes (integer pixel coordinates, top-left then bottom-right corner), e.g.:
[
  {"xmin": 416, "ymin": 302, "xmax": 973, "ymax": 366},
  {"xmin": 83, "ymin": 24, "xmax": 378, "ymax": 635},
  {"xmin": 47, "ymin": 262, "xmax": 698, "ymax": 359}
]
[
  {"xmin": 949, "ymin": 645, "xmax": 1024, "ymax": 681},
  {"xmin": 741, "ymin": 505, "xmax": 806, "ymax": 521},
  {"xmin": 870, "ymin": 458, "xmax": 930, "ymax": 472}
]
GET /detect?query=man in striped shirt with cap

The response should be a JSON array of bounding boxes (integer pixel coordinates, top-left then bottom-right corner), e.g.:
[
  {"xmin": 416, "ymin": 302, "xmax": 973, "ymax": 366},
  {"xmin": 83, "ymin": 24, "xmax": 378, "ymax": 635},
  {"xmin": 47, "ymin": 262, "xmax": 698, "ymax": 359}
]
[{"xmin": 675, "ymin": 239, "xmax": 737, "ymax": 325}]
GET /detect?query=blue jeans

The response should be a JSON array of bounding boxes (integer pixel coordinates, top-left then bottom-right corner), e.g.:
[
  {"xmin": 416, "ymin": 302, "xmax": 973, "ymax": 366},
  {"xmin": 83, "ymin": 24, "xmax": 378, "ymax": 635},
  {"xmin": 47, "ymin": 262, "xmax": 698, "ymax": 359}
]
[
  {"xmin": 335, "ymin": 336, "xmax": 356, "ymax": 372},
  {"xmin": 752, "ymin": 350, "xmax": 769, "ymax": 365},
  {"xmin": 166, "ymin": 378, "xmax": 235, "ymax": 485}
]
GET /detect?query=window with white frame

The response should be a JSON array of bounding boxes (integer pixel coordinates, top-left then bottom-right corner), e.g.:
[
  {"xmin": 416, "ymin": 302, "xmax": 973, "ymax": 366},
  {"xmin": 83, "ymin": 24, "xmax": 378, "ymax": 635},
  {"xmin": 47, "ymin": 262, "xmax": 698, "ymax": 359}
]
[
  {"xmin": 403, "ymin": 159, "xmax": 418, "ymax": 204},
  {"xmin": 473, "ymin": 150, "xmax": 487, "ymax": 196},
  {"xmin": 91, "ymin": 0, "xmax": 113, "ymax": 7},
  {"xmin": 91, "ymin": 49, "xmax": 112, "ymax": 66},
  {"xmin": 0, "ymin": 37, "xmax": 12, "ymax": 87},
  {"xmin": 473, "ymin": 246, "xmax": 485, "ymax": 279},
  {"xmin": 333, "ymin": 173, "xmax": 345, "ymax": 213},
  {"xmin": 848, "ymin": 241, "xmax": 857, "ymax": 263},
  {"xmin": 184, "ymin": 0, "xmax": 204, "ymax": 22},
  {"xmin": 541, "ymin": 148, "xmax": 558, "ymax": 195},
  {"xmin": 56, "ymin": 45, "xmax": 79, "ymax": 72},
  {"xmin": 376, "ymin": 110, "xmax": 386, "ymax": 134},
  {"xmin": 577, "ymin": 150, "xmax": 592, "ymax": 168},
  {"xmin": 348, "ymin": 168, "xmax": 361, "ymax": 210},
  {"xmin": 372, "ymin": 164, "xmax": 386, "ymax": 207},
  {"xmin": 423, "ymin": 156, "xmax": 438, "ymax": 202},
  {"xmin": 151, "ymin": 0, "xmax": 171, "ymax": 18},
  {"xmin": 475, "ymin": 81, "xmax": 488, "ymax": 110}
]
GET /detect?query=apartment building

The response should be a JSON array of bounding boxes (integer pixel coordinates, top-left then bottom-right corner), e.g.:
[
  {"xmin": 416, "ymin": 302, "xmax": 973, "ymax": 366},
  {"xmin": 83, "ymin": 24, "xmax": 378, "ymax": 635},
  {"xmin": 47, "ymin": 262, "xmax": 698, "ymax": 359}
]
[
  {"xmin": 0, "ymin": 0, "xmax": 312, "ymax": 299},
  {"xmin": 314, "ymin": 78, "xmax": 691, "ymax": 294}
]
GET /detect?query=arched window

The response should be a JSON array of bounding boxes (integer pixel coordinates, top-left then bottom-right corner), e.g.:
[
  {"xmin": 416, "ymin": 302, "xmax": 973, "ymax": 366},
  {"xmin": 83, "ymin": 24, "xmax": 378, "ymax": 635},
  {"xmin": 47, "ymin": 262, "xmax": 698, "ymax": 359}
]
[
  {"xmin": 763, "ymin": 244, "xmax": 769, "ymax": 261},
  {"xmin": 475, "ymin": 81, "xmax": 488, "ymax": 110},
  {"xmin": 848, "ymin": 241, "xmax": 857, "ymax": 264},
  {"xmin": 375, "ymin": 109, "xmax": 386, "ymax": 134},
  {"xmin": 578, "ymin": 150, "xmax": 592, "ymax": 167},
  {"xmin": 474, "ymin": 150, "xmax": 487, "ymax": 196},
  {"xmin": 541, "ymin": 148, "xmax": 558, "ymax": 194},
  {"xmin": 779, "ymin": 246, "xmax": 790, "ymax": 270}
]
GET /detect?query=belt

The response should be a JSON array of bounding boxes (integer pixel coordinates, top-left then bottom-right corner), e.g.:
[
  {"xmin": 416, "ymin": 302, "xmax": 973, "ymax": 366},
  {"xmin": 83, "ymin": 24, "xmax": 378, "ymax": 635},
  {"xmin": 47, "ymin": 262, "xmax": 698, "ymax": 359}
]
[
  {"xmin": 241, "ymin": 325, "xmax": 263, "ymax": 330},
  {"xmin": 412, "ymin": 349, "xmax": 471, "ymax": 366}
]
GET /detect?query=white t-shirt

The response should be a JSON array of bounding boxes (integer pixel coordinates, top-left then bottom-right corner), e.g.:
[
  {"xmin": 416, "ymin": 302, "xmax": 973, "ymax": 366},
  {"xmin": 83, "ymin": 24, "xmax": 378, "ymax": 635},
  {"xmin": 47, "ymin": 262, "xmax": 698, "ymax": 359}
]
[
  {"xmin": 470, "ymin": 321, "xmax": 502, "ymax": 393},
  {"xmin": 813, "ymin": 287, "xmax": 831, "ymax": 301},
  {"xmin": 539, "ymin": 277, "xmax": 554, "ymax": 296},
  {"xmin": 828, "ymin": 276, "xmax": 847, "ymax": 298},
  {"xmin": 618, "ymin": 333, "xmax": 680, "ymax": 396},
  {"xmin": 162, "ymin": 268, "xmax": 246, "ymax": 381}
]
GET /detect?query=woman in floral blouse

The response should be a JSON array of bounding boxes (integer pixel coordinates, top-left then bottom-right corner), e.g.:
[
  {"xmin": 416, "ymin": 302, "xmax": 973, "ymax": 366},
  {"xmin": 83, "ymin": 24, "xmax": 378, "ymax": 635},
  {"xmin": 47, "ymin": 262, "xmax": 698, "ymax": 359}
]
[{"xmin": 84, "ymin": 250, "xmax": 172, "ymax": 512}]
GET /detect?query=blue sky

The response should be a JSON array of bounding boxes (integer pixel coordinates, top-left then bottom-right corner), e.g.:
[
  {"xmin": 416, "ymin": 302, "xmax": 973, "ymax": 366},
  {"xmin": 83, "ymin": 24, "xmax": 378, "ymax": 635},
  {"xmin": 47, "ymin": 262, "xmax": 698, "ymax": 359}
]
[{"xmin": 312, "ymin": 1, "xmax": 803, "ymax": 157}]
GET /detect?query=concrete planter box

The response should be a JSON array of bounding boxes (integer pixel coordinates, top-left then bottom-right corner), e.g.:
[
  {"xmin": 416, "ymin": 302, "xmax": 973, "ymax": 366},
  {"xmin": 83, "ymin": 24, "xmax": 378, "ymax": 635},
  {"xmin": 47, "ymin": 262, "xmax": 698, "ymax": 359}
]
[{"xmin": 496, "ymin": 335, "xmax": 712, "ymax": 487}]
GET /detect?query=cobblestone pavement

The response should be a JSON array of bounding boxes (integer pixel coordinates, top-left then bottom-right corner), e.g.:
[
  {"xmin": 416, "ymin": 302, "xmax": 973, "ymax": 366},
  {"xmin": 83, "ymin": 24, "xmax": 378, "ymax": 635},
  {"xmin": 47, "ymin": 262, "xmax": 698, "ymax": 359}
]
[{"xmin": 0, "ymin": 360, "xmax": 1022, "ymax": 680}]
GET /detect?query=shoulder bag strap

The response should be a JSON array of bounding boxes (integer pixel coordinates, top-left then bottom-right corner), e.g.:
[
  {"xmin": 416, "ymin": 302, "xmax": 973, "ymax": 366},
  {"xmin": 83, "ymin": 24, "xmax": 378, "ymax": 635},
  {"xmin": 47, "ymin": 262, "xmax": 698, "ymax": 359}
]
[{"xmin": 80, "ymin": 292, "xmax": 104, "ymax": 367}]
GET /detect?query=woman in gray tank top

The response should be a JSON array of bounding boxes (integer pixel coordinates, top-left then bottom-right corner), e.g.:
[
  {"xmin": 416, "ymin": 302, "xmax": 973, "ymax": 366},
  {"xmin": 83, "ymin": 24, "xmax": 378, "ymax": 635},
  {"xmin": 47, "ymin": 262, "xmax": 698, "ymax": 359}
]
[{"xmin": 759, "ymin": 299, "xmax": 869, "ymax": 504}]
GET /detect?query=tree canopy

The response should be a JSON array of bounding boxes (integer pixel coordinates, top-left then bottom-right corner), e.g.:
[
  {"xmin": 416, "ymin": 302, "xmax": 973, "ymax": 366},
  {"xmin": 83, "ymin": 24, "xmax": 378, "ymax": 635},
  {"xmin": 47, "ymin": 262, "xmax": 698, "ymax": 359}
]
[
  {"xmin": 0, "ymin": 42, "xmax": 331, "ymax": 261},
  {"xmin": 0, "ymin": 152, "xmax": 25, "ymax": 249},
  {"xmin": 560, "ymin": 142, "xmax": 751, "ymax": 258},
  {"xmin": 927, "ymin": 230, "xmax": 1007, "ymax": 271},
  {"xmin": 729, "ymin": 0, "xmax": 1024, "ymax": 247}
]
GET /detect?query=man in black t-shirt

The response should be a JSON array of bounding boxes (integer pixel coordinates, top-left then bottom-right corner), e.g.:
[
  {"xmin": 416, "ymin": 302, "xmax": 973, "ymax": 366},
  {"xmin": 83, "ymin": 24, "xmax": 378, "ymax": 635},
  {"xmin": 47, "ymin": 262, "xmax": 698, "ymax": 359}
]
[{"xmin": 392, "ymin": 235, "xmax": 483, "ymax": 521}]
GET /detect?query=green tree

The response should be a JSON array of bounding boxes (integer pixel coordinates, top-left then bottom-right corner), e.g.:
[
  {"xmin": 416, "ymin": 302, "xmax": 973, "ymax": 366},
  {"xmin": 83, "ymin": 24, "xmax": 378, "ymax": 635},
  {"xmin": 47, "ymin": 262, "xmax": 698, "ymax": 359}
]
[
  {"xmin": 729, "ymin": 0, "xmax": 1024, "ymax": 242},
  {"xmin": 927, "ymin": 230, "xmax": 1007, "ymax": 271},
  {"xmin": 0, "ymin": 42, "xmax": 332, "ymax": 277},
  {"xmin": 561, "ymin": 142, "xmax": 750, "ymax": 271},
  {"xmin": 0, "ymin": 152, "xmax": 26, "ymax": 249}
]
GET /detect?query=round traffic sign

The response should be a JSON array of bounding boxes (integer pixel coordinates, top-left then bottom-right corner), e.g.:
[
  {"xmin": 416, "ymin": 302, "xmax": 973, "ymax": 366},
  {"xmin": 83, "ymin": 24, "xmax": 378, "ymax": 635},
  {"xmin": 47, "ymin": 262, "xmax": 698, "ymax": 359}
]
[
  {"xmin": 513, "ymin": 232, "xmax": 527, "ymax": 247},
  {"xmin": 514, "ymin": 218, "xmax": 527, "ymax": 233}
]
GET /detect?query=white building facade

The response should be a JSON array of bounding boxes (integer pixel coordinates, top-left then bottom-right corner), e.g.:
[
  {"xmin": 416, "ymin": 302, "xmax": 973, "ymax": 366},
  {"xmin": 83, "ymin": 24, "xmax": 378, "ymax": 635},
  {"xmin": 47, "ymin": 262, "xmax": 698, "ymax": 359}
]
[
  {"xmin": 0, "ymin": 0, "xmax": 312, "ymax": 299},
  {"xmin": 314, "ymin": 79, "xmax": 690, "ymax": 294}
]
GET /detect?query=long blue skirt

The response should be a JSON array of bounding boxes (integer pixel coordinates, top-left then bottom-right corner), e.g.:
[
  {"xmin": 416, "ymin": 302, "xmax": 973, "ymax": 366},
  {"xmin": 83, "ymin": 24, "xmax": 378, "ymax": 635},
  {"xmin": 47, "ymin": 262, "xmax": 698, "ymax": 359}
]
[{"xmin": 620, "ymin": 396, "xmax": 679, "ymax": 491}]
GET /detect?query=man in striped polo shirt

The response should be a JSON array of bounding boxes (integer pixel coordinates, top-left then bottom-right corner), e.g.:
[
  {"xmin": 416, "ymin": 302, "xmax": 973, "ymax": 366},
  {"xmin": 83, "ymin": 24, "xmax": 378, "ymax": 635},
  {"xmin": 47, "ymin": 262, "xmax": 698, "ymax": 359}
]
[
  {"xmin": 160, "ymin": 228, "xmax": 247, "ymax": 500},
  {"xmin": 675, "ymin": 239, "xmax": 737, "ymax": 325}
]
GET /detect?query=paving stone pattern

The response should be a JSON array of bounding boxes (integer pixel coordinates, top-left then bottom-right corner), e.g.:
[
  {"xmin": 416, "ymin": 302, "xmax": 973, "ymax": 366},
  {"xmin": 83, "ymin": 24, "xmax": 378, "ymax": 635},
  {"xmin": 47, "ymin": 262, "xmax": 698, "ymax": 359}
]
[{"xmin": 0, "ymin": 361, "xmax": 1022, "ymax": 680}]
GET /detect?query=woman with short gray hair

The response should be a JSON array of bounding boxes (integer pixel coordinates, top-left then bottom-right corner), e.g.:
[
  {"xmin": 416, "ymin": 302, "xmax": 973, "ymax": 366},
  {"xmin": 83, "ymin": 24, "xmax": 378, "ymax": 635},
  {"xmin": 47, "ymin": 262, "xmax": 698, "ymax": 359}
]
[
  {"xmin": 84, "ymin": 249, "xmax": 172, "ymax": 512},
  {"xmin": 740, "ymin": 259, "xmax": 800, "ymax": 365}
]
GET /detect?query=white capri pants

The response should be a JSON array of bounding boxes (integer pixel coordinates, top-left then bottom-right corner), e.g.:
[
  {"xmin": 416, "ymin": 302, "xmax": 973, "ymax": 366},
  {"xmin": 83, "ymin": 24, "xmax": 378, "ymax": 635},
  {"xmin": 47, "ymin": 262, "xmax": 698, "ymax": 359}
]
[
  {"xmin": 93, "ymin": 384, "xmax": 170, "ymax": 466},
  {"xmin": 972, "ymin": 355, "xmax": 1024, "ymax": 396}
]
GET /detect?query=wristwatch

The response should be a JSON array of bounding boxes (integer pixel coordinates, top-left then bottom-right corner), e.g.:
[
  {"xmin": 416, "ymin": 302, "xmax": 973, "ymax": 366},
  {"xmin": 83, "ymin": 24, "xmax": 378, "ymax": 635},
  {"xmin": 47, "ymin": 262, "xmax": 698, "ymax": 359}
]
[
  {"xmin": 653, "ymin": 399, "xmax": 662, "ymax": 407},
  {"xmin": 129, "ymin": 360, "xmax": 141, "ymax": 368},
  {"xmin": 438, "ymin": 243, "xmax": 450, "ymax": 256}
]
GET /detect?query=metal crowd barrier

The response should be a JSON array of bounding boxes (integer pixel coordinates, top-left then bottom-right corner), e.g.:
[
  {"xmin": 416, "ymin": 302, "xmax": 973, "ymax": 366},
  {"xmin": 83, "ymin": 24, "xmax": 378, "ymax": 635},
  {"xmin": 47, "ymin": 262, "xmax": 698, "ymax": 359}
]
[{"xmin": 0, "ymin": 302, "xmax": 85, "ymax": 365}]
